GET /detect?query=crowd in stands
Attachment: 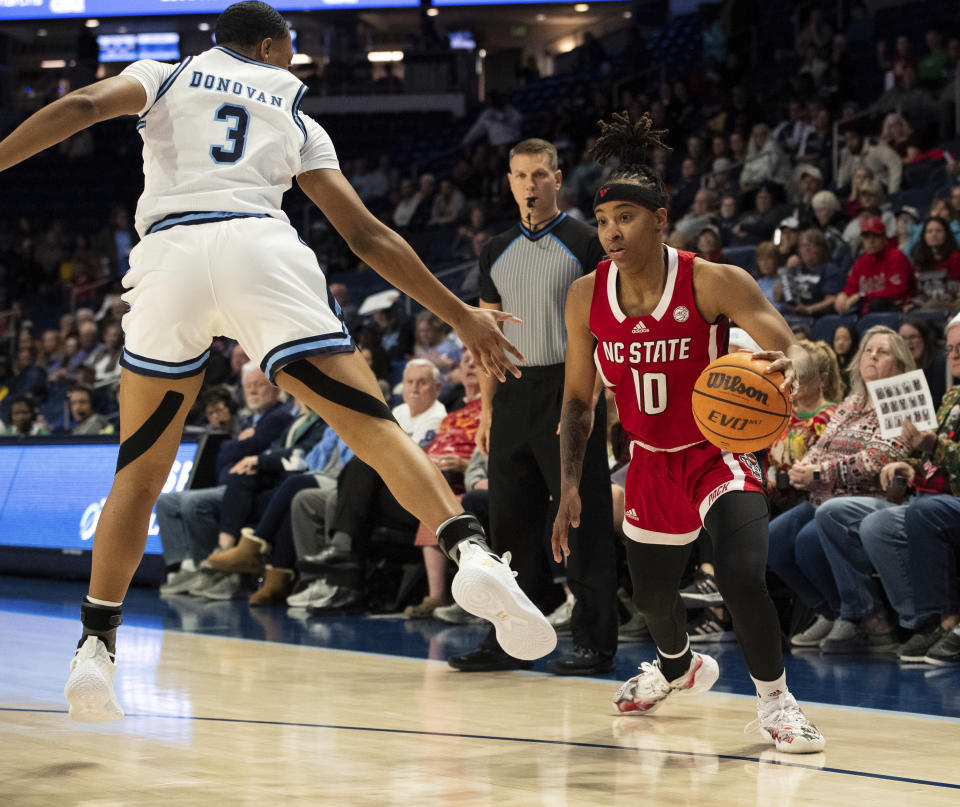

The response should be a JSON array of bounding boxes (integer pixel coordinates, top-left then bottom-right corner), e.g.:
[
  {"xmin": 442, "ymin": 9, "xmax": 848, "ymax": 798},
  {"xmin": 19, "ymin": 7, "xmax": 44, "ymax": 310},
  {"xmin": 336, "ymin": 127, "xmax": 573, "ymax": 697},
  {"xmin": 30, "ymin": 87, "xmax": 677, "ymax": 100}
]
[{"xmin": 1, "ymin": 1, "xmax": 960, "ymax": 668}]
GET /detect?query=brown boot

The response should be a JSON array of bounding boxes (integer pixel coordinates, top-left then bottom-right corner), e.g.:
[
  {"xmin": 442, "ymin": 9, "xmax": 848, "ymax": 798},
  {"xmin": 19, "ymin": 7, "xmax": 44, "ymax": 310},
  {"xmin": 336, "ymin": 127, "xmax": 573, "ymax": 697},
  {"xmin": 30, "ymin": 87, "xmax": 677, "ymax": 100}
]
[
  {"xmin": 206, "ymin": 530, "xmax": 268, "ymax": 575},
  {"xmin": 249, "ymin": 567, "xmax": 295, "ymax": 607}
]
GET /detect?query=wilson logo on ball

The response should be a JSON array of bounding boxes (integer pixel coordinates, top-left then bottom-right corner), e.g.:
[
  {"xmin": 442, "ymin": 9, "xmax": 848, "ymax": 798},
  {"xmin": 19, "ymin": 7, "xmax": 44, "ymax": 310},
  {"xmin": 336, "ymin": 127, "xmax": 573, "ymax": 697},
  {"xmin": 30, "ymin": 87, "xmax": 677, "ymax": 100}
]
[{"xmin": 705, "ymin": 372, "xmax": 770, "ymax": 405}]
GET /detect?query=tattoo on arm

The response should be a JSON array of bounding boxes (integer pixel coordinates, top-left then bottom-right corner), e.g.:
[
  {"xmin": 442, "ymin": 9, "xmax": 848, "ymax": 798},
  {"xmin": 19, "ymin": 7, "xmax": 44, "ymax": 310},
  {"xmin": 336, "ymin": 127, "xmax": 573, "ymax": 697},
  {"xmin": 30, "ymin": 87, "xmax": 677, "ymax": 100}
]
[{"xmin": 560, "ymin": 398, "xmax": 593, "ymax": 488}]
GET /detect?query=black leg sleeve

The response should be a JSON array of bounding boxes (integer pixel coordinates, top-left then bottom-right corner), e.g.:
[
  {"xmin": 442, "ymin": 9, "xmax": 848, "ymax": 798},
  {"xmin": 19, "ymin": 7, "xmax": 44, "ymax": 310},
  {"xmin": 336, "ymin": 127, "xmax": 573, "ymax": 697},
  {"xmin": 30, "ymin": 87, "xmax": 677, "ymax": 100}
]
[
  {"xmin": 704, "ymin": 490, "xmax": 784, "ymax": 682},
  {"xmin": 625, "ymin": 540, "xmax": 692, "ymax": 655}
]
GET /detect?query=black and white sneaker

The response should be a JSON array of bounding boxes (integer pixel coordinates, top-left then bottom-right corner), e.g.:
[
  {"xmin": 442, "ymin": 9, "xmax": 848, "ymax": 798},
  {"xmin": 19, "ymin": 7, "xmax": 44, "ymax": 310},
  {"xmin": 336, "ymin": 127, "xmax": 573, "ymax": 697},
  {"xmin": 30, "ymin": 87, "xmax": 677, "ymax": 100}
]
[
  {"xmin": 687, "ymin": 609, "xmax": 736, "ymax": 642},
  {"xmin": 680, "ymin": 571, "xmax": 724, "ymax": 607}
]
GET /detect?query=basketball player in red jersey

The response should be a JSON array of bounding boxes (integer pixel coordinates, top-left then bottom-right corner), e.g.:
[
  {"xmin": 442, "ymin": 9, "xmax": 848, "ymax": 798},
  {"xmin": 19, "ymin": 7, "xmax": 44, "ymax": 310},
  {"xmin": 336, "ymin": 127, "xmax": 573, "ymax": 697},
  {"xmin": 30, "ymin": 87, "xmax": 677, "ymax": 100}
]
[{"xmin": 553, "ymin": 113, "xmax": 825, "ymax": 753}]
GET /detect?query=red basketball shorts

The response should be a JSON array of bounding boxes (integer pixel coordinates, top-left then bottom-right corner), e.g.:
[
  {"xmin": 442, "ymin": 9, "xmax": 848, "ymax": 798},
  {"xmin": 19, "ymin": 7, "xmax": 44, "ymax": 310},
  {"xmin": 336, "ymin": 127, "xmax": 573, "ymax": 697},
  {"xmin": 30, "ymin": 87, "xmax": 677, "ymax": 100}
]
[{"xmin": 622, "ymin": 440, "xmax": 765, "ymax": 545}]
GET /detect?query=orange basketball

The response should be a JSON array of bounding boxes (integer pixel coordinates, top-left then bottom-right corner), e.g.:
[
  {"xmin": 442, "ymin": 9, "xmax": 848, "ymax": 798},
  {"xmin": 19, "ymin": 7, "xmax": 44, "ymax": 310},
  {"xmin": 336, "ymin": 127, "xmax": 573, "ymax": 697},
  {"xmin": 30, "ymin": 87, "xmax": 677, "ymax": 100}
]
[{"xmin": 692, "ymin": 351, "xmax": 791, "ymax": 453}]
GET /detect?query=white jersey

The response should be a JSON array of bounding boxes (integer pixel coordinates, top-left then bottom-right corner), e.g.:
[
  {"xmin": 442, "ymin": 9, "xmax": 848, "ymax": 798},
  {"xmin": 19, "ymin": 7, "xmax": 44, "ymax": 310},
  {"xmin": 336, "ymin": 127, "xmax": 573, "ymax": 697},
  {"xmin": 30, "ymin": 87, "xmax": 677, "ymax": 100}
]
[{"xmin": 122, "ymin": 46, "xmax": 339, "ymax": 238}]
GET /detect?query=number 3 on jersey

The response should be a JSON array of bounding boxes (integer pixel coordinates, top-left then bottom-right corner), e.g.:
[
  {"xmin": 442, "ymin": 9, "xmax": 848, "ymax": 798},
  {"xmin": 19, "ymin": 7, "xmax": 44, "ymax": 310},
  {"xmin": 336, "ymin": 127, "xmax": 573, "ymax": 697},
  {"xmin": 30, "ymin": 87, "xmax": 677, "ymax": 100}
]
[
  {"xmin": 210, "ymin": 103, "xmax": 249, "ymax": 164},
  {"xmin": 631, "ymin": 369, "xmax": 667, "ymax": 415}
]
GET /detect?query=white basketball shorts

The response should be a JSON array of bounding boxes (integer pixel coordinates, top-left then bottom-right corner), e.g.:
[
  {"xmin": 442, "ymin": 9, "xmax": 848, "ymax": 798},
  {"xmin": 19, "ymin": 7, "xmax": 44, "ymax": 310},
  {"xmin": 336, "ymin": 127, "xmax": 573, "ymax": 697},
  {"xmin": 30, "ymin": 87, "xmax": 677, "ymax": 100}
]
[{"xmin": 119, "ymin": 215, "xmax": 353, "ymax": 382}]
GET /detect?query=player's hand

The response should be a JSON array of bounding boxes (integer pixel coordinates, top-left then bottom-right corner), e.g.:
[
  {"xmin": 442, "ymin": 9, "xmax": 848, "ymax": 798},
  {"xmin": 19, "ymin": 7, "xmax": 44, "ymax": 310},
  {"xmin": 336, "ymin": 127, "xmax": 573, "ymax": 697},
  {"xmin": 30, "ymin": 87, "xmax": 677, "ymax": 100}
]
[
  {"xmin": 454, "ymin": 306, "xmax": 525, "ymax": 382},
  {"xmin": 900, "ymin": 418, "xmax": 936, "ymax": 454},
  {"xmin": 752, "ymin": 349, "xmax": 798, "ymax": 397},
  {"xmin": 475, "ymin": 406, "xmax": 492, "ymax": 455},
  {"xmin": 551, "ymin": 486, "xmax": 581, "ymax": 562},
  {"xmin": 880, "ymin": 461, "xmax": 915, "ymax": 490}
]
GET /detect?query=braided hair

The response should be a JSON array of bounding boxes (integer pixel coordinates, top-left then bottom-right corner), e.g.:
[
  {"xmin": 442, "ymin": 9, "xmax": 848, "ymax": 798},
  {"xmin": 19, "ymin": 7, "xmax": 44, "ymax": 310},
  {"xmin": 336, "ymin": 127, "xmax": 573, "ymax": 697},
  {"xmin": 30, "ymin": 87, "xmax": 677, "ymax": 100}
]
[{"xmin": 590, "ymin": 111, "xmax": 671, "ymax": 210}]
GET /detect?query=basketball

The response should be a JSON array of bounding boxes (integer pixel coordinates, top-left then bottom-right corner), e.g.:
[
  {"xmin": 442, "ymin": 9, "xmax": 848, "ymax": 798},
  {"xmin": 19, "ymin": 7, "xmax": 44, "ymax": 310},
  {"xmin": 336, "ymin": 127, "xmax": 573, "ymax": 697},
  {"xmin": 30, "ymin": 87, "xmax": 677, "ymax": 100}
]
[{"xmin": 692, "ymin": 351, "xmax": 791, "ymax": 453}]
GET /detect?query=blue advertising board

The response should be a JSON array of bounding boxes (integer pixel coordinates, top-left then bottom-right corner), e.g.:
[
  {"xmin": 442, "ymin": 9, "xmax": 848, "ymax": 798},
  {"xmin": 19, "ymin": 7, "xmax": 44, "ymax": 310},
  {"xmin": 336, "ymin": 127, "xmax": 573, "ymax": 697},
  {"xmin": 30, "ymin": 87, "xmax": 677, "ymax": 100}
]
[
  {"xmin": 0, "ymin": 440, "xmax": 198, "ymax": 556},
  {"xmin": 0, "ymin": 0, "xmax": 417, "ymax": 21}
]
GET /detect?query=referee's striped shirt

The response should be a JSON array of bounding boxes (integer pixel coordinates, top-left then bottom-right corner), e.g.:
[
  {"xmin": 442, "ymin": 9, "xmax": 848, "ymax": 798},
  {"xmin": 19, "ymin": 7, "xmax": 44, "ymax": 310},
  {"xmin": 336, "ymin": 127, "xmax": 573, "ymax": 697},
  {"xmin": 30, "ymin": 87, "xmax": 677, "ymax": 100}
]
[{"xmin": 478, "ymin": 213, "xmax": 606, "ymax": 367}]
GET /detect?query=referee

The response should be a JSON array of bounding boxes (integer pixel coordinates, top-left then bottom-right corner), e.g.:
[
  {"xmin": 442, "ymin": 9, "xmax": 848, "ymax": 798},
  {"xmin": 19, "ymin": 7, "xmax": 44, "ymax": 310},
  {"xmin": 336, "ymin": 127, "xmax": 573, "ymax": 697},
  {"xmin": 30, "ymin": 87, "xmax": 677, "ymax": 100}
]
[{"xmin": 449, "ymin": 138, "xmax": 619, "ymax": 674}]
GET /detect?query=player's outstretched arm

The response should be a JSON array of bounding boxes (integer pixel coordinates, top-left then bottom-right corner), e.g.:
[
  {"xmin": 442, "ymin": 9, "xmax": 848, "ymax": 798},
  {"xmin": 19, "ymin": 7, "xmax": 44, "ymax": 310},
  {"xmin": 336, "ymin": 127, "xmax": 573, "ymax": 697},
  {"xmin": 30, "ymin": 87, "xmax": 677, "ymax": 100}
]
[
  {"xmin": 297, "ymin": 167, "xmax": 524, "ymax": 382},
  {"xmin": 552, "ymin": 275, "xmax": 598, "ymax": 562},
  {"xmin": 694, "ymin": 258, "xmax": 804, "ymax": 395},
  {"xmin": 0, "ymin": 76, "xmax": 146, "ymax": 173}
]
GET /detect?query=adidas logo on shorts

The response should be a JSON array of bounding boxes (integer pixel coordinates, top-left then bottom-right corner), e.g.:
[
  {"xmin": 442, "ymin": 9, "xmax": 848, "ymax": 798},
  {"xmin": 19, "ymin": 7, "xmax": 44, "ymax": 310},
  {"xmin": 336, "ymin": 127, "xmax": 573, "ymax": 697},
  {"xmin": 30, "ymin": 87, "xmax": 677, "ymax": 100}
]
[
  {"xmin": 632, "ymin": 321, "xmax": 649, "ymax": 334},
  {"xmin": 625, "ymin": 508, "xmax": 638, "ymax": 519}
]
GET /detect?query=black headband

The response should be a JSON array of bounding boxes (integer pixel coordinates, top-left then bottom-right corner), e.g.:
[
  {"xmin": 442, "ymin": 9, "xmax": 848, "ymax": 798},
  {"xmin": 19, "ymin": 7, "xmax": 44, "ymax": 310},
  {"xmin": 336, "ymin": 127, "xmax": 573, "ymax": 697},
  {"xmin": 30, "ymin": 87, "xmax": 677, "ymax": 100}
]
[{"xmin": 593, "ymin": 182, "xmax": 664, "ymax": 212}]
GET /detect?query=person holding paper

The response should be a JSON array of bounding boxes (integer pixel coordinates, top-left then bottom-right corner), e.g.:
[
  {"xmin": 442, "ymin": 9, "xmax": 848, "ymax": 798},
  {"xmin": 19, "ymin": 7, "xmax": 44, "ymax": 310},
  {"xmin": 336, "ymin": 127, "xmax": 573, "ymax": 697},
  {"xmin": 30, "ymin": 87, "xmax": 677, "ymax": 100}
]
[{"xmin": 767, "ymin": 326, "xmax": 914, "ymax": 652}]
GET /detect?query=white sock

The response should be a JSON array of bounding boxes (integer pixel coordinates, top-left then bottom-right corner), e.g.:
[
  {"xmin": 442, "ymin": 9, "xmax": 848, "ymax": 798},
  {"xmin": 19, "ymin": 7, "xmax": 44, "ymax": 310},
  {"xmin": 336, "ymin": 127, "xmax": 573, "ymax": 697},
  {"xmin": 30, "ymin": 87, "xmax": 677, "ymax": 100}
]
[
  {"xmin": 752, "ymin": 671, "xmax": 788, "ymax": 700},
  {"xmin": 85, "ymin": 595, "xmax": 123, "ymax": 608}
]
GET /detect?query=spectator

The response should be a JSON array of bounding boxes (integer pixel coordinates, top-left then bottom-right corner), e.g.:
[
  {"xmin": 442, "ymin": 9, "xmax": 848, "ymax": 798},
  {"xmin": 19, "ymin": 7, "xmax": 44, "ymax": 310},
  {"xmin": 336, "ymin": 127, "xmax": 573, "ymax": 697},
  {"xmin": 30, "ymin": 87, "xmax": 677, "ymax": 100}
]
[
  {"xmin": 674, "ymin": 187, "xmax": 715, "ymax": 241},
  {"xmin": 731, "ymin": 183, "xmax": 780, "ymax": 244},
  {"xmin": 201, "ymin": 387, "xmax": 238, "ymax": 434},
  {"xmin": 75, "ymin": 320, "xmax": 102, "ymax": 366},
  {"xmin": 47, "ymin": 334, "xmax": 83, "ymax": 386},
  {"xmin": 413, "ymin": 311, "xmax": 461, "ymax": 378},
  {"xmin": 203, "ymin": 397, "xmax": 326, "ymax": 599},
  {"xmin": 428, "ymin": 178, "xmax": 465, "ymax": 227},
  {"xmin": 796, "ymin": 7, "xmax": 833, "ymax": 58},
  {"xmin": 775, "ymin": 215, "xmax": 801, "ymax": 262},
  {"xmin": 871, "ymin": 66, "xmax": 940, "ymax": 135},
  {"xmin": 67, "ymin": 385, "xmax": 113, "ymax": 435},
  {"xmin": 670, "ymin": 157, "xmax": 703, "ymax": 221},
  {"xmin": 842, "ymin": 178, "xmax": 896, "ymax": 244},
  {"xmin": 832, "ymin": 324, "xmax": 859, "ymax": 395},
  {"xmin": 797, "ymin": 105, "xmax": 834, "ymax": 178},
  {"xmin": 405, "ymin": 349, "xmax": 484, "ymax": 618},
  {"xmin": 879, "ymin": 112, "xmax": 917, "ymax": 160},
  {"xmin": 766, "ymin": 341, "xmax": 841, "ymax": 515},
  {"xmin": 391, "ymin": 177, "xmax": 420, "ymax": 230},
  {"xmin": 452, "ymin": 207, "xmax": 488, "ymax": 260},
  {"xmin": 836, "ymin": 124, "xmax": 902, "ymax": 195},
  {"xmin": 695, "ymin": 224, "xmax": 724, "ymax": 263},
  {"xmin": 767, "ymin": 326, "xmax": 914, "ymax": 650},
  {"xmin": 754, "ymin": 241, "xmax": 782, "ymax": 306},
  {"xmin": 792, "ymin": 164, "xmax": 824, "ymax": 208},
  {"xmin": 899, "ymin": 315, "xmax": 947, "ymax": 409},
  {"xmin": 809, "ymin": 190, "xmax": 847, "ymax": 256},
  {"xmin": 835, "ymin": 217, "xmax": 914, "ymax": 315},
  {"xmin": 739, "ymin": 123, "xmax": 790, "ymax": 191},
  {"xmin": 1, "ymin": 394, "xmax": 49, "ymax": 436},
  {"xmin": 95, "ymin": 207, "xmax": 138, "ymax": 277},
  {"xmin": 773, "ymin": 99, "xmax": 815, "ymax": 157},
  {"xmin": 156, "ymin": 367, "xmax": 294, "ymax": 599},
  {"xmin": 328, "ymin": 282, "xmax": 360, "ymax": 333},
  {"xmin": 6, "ymin": 344, "xmax": 47, "ymax": 415},
  {"xmin": 462, "ymin": 92, "xmax": 523, "ymax": 148},
  {"xmin": 84, "ymin": 321, "xmax": 123, "ymax": 389},
  {"xmin": 905, "ymin": 197, "xmax": 960, "ymax": 255},
  {"xmin": 715, "ymin": 194, "xmax": 739, "ymax": 246},
  {"xmin": 910, "ymin": 216, "xmax": 960, "ymax": 310},
  {"xmin": 704, "ymin": 158, "xmax": 738, "ymax": 201},
  {"xmin": 778, "ymin": 229, "xmax": 846, "ymax": 317},
  {"xmin": 917, "ymin": 29, "xmax": 950, "ymax": 85},
  {"xmin": 894, "ymin": 205, "xmax": 921, "ymax": 250},
  {"xmin": 367, "ymin": 299, "xmax": 414, "ymax": 363}
]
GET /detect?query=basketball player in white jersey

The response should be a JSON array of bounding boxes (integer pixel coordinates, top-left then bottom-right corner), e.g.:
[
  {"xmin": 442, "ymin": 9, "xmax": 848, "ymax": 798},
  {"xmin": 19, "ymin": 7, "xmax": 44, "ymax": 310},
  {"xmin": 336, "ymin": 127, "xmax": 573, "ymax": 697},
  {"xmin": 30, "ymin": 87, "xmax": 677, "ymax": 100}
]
[{"xmin": 0, "ymin": 1, "xmax": 556, "ymax": 722}]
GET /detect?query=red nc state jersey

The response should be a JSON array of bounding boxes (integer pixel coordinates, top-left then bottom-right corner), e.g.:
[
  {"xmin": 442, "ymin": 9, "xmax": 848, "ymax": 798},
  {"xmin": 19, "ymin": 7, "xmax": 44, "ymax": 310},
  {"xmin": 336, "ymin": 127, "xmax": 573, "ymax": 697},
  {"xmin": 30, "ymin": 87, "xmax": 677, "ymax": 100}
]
[{"xmin": 590, "ymin": 247, "xmax": 729, "ymax": 451}]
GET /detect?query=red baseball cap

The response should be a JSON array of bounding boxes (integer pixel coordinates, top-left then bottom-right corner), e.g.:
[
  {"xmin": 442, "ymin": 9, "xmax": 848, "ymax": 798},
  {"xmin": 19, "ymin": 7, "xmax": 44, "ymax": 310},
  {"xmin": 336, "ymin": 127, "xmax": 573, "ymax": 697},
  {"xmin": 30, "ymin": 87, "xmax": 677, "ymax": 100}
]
[{"xmin": 861, "ymin": 216, "xmax": 886, "ymax": 236}]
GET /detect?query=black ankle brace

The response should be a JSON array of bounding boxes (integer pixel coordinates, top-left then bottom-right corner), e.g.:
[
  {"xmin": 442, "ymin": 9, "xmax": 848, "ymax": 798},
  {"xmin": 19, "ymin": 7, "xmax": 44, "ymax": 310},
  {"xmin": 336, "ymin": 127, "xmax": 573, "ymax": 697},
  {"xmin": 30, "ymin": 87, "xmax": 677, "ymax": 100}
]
[
  {"xmin": 436, "ymin": 513, "xmax": 489, "ymax": 561},
  {"xmin": 80, "ymin": 599, "xmax": 123, "ymax": 657}
]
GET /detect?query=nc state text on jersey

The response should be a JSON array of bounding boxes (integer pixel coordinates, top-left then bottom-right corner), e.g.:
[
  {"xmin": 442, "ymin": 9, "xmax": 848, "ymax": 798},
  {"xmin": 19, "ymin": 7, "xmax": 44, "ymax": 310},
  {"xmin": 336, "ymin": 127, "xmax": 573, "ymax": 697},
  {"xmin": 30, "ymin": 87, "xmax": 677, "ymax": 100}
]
[
  {"xmin": 188, "ymin": 71, "xmax": 285, "ymax": 108},
  {"xmin": 600, "ymin": 338, "xmax": 692, "ymax": 364}
]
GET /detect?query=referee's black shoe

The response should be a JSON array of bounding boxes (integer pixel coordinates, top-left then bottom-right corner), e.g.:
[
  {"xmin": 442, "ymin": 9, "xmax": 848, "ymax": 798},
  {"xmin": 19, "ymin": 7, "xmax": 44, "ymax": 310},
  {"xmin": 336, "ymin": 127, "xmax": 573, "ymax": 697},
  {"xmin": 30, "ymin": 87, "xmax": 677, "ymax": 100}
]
[
  {"xmin": 547, "ymin": 646, "xmax": 615, "ymax": 676},
  {"xmin": 448, "ymin": 647, "xmax": 534, "ymax": 672}
]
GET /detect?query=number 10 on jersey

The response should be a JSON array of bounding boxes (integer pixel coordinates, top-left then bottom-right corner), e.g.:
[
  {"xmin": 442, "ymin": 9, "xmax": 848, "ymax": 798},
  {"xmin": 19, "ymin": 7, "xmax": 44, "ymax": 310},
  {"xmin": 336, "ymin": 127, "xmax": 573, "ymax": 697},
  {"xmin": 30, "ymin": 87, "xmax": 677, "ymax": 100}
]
[
  {"xmin": 210, "ymin": 103, "xmax": 250, "ymax": 164},
  {"xmin": 631, "ymin": 369, "xmax": 667, "ymax": 415}
]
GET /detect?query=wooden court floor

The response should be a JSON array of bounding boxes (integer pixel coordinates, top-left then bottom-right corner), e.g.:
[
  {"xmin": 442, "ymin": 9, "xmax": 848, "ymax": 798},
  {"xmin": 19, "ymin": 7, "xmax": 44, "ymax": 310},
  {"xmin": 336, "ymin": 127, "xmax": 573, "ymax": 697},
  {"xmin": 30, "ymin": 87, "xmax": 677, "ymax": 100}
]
[{"xmin": 2, "ymin": 610, "xmax": 959, "ymax": 807}]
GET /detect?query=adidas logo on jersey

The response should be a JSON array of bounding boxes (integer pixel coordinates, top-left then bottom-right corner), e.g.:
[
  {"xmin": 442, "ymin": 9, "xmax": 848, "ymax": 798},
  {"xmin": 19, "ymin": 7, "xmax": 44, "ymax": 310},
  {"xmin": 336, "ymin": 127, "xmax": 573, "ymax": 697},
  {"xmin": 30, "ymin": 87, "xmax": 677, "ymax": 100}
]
[
  {"xmin": 625, "ymin": 508, "xmax": 638, "ymax": 519},
  {"xmin": 632, "ymin": 321, "xmax": 649, "ymax": 334}
]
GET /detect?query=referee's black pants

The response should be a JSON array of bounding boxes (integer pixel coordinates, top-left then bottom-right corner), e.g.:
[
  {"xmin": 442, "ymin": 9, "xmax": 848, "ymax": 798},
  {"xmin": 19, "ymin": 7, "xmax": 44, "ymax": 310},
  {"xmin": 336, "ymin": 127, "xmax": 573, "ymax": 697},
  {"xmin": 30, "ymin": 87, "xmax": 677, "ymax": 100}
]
[{"xmin": 485, "ymin": 364, "xmax": 619, "ymax": 656}]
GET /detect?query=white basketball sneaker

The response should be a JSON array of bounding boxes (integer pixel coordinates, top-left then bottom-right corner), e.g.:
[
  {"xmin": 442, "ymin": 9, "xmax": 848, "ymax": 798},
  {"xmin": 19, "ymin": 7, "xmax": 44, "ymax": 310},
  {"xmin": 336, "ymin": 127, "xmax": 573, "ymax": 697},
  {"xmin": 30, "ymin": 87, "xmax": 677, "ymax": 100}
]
[
  {"xmin": 748, "ymin": 691, "xmax": 826, "ymax": 753},
  {"xmin": 64, "ymin": 636, "xmax": 124, "ymax": 722},
  {"xmin": 614, "ymin": 652, "xmax": 720, "ymax": 715},
  {"xmin": 451, "ymin": 542, "xmax": 557, "ymax": 661}
]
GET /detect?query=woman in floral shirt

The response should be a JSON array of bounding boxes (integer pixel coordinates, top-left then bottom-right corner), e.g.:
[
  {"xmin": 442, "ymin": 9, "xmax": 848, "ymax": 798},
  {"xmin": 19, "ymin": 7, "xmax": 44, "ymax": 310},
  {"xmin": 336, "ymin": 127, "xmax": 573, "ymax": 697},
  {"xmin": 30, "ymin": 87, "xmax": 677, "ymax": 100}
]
[{"xmin": 767, "ymin": 326, "xmax": 914, "ymax": 650}]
